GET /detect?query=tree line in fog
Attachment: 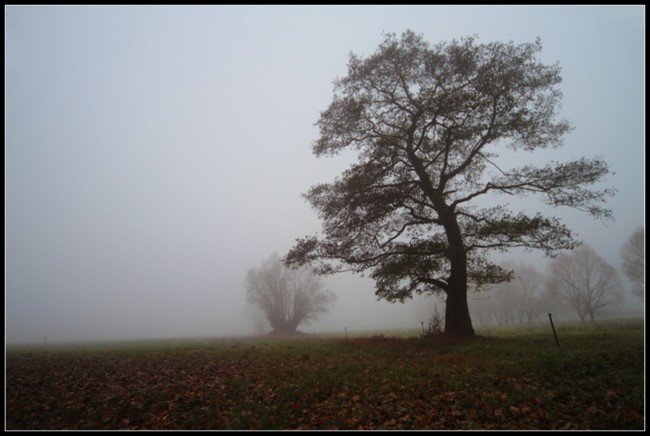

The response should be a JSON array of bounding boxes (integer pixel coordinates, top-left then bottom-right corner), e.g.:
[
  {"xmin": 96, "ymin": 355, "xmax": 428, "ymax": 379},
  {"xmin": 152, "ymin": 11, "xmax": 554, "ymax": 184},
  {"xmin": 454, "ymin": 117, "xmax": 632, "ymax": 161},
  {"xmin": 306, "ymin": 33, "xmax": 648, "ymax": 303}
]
[{"xmin": 469, "ymin": 229, "xmax": 644, "ymax": 326}]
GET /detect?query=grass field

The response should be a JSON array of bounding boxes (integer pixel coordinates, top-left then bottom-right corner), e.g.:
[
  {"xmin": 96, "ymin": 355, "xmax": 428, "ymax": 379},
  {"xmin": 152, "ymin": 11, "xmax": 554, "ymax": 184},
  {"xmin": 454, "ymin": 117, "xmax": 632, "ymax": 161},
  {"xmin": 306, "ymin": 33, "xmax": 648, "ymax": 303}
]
[{"xmin": 5, "ymin": 321, "xmax": 645, "ymax": 430}]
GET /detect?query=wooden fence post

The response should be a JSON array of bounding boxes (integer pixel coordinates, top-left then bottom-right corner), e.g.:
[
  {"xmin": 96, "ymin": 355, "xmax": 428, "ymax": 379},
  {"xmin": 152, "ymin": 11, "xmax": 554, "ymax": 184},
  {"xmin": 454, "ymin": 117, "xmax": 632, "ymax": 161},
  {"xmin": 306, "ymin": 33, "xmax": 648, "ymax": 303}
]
[{"xmin": 548, "ymin": 313, "xmax": 560, "ymax": 347}]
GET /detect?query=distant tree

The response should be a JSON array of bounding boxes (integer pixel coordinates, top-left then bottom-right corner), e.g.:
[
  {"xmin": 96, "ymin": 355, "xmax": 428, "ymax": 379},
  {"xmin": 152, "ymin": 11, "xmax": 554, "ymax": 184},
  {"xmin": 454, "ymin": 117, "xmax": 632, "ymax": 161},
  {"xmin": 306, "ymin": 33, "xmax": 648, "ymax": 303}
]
[
  {"xmin": 491, "ymin": 278, "xmax": 518, "ymax": 326},
  {"xmin": 548, "ymin": 245, "xmax": 623, "ymax": 322},
  {"xmin": 512, "ymin": 262, "xmax": 546, "ymax": 325},
  {"xmin": 468, "ymin": 292, "xmax": 494, "ymax": 326},
  {"xmin": 621, "ymin": 227, "xmax": 644, "ymax": 299},
  {"xmin": 470, "ymin": 261, "xmax": 547, "ymax": 326},
  {"xmin": 245, "ymin": 253, "xmax": 336, "ymax": 335},
  {"xmin": 284, "ymin": 30, "xmax": 614, "ymax": 337}
]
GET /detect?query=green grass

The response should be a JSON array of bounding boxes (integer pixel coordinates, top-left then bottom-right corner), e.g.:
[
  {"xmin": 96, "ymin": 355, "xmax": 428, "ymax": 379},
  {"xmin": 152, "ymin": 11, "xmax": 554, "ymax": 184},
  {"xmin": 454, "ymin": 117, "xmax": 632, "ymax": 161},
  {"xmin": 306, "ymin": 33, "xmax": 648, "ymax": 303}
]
[{"xmin": 6, "ymin": 323, "xmax": 644, "ymax": 430}]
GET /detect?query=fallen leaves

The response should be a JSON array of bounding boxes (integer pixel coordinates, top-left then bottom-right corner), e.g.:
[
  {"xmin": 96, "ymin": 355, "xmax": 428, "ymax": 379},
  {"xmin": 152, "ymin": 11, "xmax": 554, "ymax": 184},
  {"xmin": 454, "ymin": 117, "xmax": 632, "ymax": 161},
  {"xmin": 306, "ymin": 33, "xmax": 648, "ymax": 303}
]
[{"xmin": 5, "ymin": 333, "xmax": 644, "ymax": 430}]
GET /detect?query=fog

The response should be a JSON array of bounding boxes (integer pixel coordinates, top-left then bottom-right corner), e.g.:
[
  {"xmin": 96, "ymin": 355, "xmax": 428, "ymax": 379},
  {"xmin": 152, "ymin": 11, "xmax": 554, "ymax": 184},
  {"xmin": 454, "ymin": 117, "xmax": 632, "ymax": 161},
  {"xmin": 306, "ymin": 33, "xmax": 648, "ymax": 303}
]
[{"xmin": 5, "ymin": 6, "xmax": 644, "ymax": 344}]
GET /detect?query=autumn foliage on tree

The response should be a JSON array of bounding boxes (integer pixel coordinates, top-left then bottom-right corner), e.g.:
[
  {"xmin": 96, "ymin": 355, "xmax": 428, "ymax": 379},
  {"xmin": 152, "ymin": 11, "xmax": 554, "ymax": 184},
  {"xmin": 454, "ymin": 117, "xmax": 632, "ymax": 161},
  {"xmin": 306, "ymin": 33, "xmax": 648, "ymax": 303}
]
[
  {"xmin": 285, "ymin": 31, "xmax": 614, "ymax": 337},
  {"xmin": 245, "ymin": 253, "xmax": 335, "ymax": 335}
]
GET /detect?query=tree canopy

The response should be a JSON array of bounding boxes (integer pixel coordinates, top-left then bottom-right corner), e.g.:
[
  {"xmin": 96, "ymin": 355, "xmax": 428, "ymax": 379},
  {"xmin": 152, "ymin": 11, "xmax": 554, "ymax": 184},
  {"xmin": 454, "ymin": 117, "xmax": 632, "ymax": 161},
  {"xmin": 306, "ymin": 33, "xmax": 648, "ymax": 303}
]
[
  {"xmin": 285, "ymin": 31, "xmax": 614, "ymax": 337},
  {"xmin": 548, "ymin": 245, "xmax": 623, "ymax": 322},
  {"xmin": 246, "ymin": 253, "xmax": 335, "ymax": 335}
]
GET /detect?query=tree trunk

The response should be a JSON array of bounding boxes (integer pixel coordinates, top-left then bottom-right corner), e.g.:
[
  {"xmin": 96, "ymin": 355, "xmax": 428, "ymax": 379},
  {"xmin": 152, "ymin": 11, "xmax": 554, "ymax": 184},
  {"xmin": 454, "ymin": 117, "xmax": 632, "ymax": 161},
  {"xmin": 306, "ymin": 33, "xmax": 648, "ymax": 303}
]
[
  {"xmin": 444, "ymin": 283, "xmax": 475, "ymax": 337},
  {"xmin": 443, "ymin": 223, "xmax": 475, "ymax": 338},
  {"xmin": 288, "ymin": 318, "xmax": 301, "ymax": 333},
  {"xmin": 407, "ymin": 144, "xmax": 475, "ymax": 338},
  {"xmin": 270, "ymin": 324, "xmax": 299, "ymax": 336}
]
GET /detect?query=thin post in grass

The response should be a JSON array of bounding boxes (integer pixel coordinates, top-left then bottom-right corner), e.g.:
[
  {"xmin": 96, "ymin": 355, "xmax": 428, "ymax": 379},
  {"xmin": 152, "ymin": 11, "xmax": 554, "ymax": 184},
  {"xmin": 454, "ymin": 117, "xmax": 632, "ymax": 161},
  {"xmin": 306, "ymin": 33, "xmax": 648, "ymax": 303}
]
[
  {"xmin": 345, "ymin": 327, "xmax": 348, "ymax": 339},
  {"xmin": 548, "ymin": 313, "xmax": 560, "ymax": 347}
]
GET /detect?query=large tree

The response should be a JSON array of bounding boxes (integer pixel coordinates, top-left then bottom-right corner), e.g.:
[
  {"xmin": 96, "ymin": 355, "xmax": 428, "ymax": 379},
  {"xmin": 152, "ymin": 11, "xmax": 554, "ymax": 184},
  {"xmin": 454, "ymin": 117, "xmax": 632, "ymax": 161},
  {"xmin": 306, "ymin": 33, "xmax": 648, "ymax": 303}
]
[
  {"xmin": 548, "ymin": 245, "xmax": 623, "ymax": 322},
  {"xmin": 285, "ymin": 31, "xmax": 613, "ymax": 337},
  {"xmin": 620, "ymin": 227, "xmax": 644, "ymax": 299},
  {"xmin": 245, "ymin": 253, "xmax": 335, "ymax": 335}
]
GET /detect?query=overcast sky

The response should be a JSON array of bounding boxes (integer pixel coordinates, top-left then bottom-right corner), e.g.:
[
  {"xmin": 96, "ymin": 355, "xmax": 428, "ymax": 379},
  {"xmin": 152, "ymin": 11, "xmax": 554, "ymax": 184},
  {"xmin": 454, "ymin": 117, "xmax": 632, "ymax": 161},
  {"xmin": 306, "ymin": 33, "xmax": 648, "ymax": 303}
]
[{"xmin": 5, "ymin": 5, "xmax": 644, "ymax": 344}]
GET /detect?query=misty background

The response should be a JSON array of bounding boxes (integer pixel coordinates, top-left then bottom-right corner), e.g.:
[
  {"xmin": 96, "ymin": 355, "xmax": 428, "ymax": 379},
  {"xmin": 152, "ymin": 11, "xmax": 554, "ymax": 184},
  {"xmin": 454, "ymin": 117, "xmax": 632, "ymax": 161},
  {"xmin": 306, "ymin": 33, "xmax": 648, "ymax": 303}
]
[{"xmin": 5, "ymin": 6, "xmax": 644, "ymax": 344}]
